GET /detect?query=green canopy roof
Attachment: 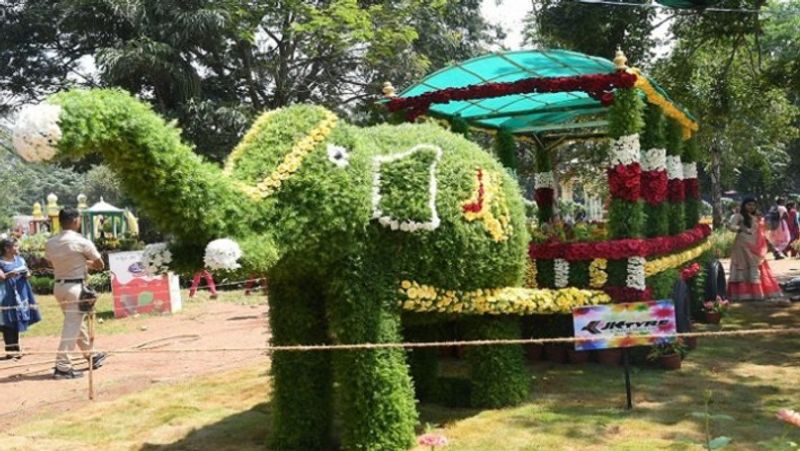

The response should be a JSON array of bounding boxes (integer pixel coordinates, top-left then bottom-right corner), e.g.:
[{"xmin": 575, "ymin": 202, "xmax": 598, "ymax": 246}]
[{"xmin": 397, "ymin": 49, "xmax": 694, "ymax": 139}]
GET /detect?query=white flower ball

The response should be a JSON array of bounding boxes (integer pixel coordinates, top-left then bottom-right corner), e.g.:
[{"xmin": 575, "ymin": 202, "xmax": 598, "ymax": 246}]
[
  {"xmin": 204, "ymin": 238, "xmax": 243, "ymax": 270},
  {"xmin": 12, "ymin": 103, "xmax": 63, "ymax": 162}
]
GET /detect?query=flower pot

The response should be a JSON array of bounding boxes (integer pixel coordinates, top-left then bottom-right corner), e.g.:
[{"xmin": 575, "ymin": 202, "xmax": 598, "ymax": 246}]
[
  {"xmin": 544, "ymin": 343, "xmax": 568, "ymax": 364},
  {"xmin": 567, "ymin": 348, "xmax": 590, "ymax": 364},
  {"xmin": 525, "ymin": 343, "xmax": 543, "ymax": 362},
  {"xmin": 705, "ymin": 311, "xmax": 722, "ymax": 324},
  {"xmin": 685, "ymin": 336, "xmax": 698, "ymax": 350},
  {"xmin": 596, "ymin": 348, "xmax": 622, "ymax": 366},
  {"xmin": 659, "ymin": 353, "xmax": 682, "ymax": 370}
]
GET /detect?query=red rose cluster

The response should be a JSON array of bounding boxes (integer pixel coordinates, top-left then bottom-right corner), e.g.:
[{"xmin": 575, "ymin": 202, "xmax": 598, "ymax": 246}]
[
  {"xmin": 529, "ymin": 224, "xmax": 711, "ymax": 261},
  {"xmin": 603, "ymin": 286, "xmax": 653, "ymax": 302},
  {"xmin": 684, "ymin": 178, "xmax": 699, "ymax": 200},
  {"xmin": 668, "ymin": 179, "xmax": 685, "ymax": 202},
  {"xmin": 680, "ymin": 262, "xmax": 701, "ymax": 280},
  {"xmin": 641, "ymin": 170, "xmax": 668, "ymax": 204},
  {"xmin": 608, "ymin": 163, "xmax": 641, "ymax": 202},
  {"xmin": 386, "ymin": 71, "xmax": 638, "ymax": 120}
]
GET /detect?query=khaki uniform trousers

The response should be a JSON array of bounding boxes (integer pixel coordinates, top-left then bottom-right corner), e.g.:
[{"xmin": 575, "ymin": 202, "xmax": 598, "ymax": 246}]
[{"xmin": 54, "ymin": 282, "xmax": 91, "ymax": 372}]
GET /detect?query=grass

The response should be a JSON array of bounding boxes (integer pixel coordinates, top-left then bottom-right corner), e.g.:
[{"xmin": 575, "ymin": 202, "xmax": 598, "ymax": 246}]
[
  {"xmin": 5, "ymin": 301, "xmax": 800, "ymax": 450},
  {"xmin": 24, "ymin": 287, "xmax": 267, "ymax": 338}
]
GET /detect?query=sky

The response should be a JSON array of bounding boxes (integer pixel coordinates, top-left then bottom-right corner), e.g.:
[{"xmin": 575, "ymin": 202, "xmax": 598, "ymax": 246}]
[{"xmin": 481, "ymin": 0, "xmax": 533, "ymax": 49}]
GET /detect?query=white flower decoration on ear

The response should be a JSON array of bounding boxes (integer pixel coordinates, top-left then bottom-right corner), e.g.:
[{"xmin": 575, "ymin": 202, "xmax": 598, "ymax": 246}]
[
  {"xmin": 142, "ymin": 243, "xmax": 172, "ymax": 275},
  {"xmin": 204, "ymin": 238, "xmax": 243, "ymax": 270},
  {"xmin": 12, "ymin": 103, "xmax": 63, "ymax": 162},
  {"xmin": 327, "ymin": 144, "xmax": 350, "ymax": 168}
]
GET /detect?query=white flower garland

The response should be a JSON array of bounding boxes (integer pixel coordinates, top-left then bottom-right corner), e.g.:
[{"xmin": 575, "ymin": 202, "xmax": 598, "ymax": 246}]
[
  {"xmin": 12, "ymin": 103, "xmax": 62, "ymax": 162},
  {"xmin": 666, "ymin": 156, "xmax": 683, "ymax": 180},
  {"xmin": 641, "ymin": 148, "xmax": 667, "ymax": 172},
  {"xmin": 142, "ymin": 243, "xmax": 172, "ymax": 275},
  {"xmin": 326, "ymin": 143, "xmax": 350, "ymax": 168},
  {"xmin": 534, "ymin": 171, "xmax": 556, "ymax": 190},
  {"xmin": 371, "ymin": 144, "xmax": 442, "ymax": 233},
  {"xmin": 554, "ymin": 258, "xmax": 570, "ymax": 288},
  {"xmin": 626, "ymin": 256, "xmax": 646, "ymax": 291},
  {"xmin": 608, "ymin": 134, "xmax": 640, "ymax": 167},
  {"xmin": 204, "ymin": 238, "xmax": 243, "ymax": 270},
  {"xmin": 683, "ymin": 162, "xmax": 698, "ymax": 179}
]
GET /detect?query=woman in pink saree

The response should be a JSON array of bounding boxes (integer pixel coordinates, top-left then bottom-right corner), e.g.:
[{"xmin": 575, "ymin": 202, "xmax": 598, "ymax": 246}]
[{"xmin": 727, "ymin": 198, "xmax": 783, "ymax": 301}]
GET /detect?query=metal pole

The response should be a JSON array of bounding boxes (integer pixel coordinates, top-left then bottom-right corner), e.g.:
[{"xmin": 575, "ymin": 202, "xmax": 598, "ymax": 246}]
[
  {"xmin": 623, "ymin": 348, "xmax": 632, "ymax": 410},
  {"xmin": 88, "ymin": 310, "xmax": 95, "ymax": 401}
]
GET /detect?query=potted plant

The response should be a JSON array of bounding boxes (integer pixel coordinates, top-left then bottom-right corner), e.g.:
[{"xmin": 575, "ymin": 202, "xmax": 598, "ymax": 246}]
[
  {"xmin": 567, "ymin": 347, "xmax": 590, "ymax": 364},
  {"xmin": 525, "ymin": 343, "xmax": 543, "ymax": 362},
  {"xmin": 703, "ymin": 295, "xmax": 730, "ymax": 324},
  {"xmin": 596, "ymin": 348, "xmax": 622, "ymax": 366},
  {"xmin": 647, "ymin": 340, "xmax": 687, "ymax": 370},
  {"xmin": 544, "ymin": 343, "xmax": 568, "ymax": 363}
]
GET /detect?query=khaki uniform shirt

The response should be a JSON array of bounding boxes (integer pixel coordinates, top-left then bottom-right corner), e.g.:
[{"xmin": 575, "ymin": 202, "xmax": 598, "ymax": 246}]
[{"xmin": 45, "ymin": 230, "xmax": 102, "ymax": 280}]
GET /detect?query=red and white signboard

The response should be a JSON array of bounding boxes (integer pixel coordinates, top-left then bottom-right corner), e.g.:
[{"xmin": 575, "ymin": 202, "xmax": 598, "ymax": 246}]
[{"xmin": 109, "ymin": 251, "xmax": 181, "ymax": 318}]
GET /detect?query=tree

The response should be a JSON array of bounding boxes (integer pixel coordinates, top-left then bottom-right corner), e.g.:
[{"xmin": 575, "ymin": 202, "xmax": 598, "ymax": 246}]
[
  {"xmin": 523, "ymin": 0, "xmax": 657, "ymax": 66},
  {"xmin": 653, "ymin": 0, "xmax": 799, "ymax": 225},
  {"xmin": 1, "ymin": 1, "xmax": 501, "ymax": 161}
]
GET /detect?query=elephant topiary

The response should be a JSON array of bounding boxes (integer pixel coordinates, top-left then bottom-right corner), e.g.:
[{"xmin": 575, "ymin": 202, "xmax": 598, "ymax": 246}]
[{"xmin": 12, "ymin": 88, "xmax": 608, "ymax": 450}]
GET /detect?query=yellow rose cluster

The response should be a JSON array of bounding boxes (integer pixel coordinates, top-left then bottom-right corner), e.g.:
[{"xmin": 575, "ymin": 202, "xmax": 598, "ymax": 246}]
[
  {"xmin": 461, "ymin": 168, "xmax": 513, "ymax": 242},
  {"xmin": 644, "ymin": 239, "xmax": 712, "ymax": 277},
  {"xmin": 589, "ymin": 258, "xmax": 608, "ymax": 288},
  {"xmin": 632, "ymin": 69, "xmax": 698, "ymax": 140},
  {"xmin": 398, "ymin": 280, "xmax": 610, "ymax": 315}
]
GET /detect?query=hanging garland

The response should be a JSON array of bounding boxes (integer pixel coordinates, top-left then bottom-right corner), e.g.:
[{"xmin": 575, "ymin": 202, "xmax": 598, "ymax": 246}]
[
  {"xmin": 666, "ymin": 119, "xmax": 686, "ymax": 234},
  {"xmin": 644, "ymin": 240, "xmax": 713, "ymax": 277},
  {"xmin": 631, "ymin": 70, "xmax": 699, "ymax": 140},
  {"xmin": 494, "ymin": 129, "xmax": 518, "ymax": 172},
  {"xmin": 387, "ymin": 71, "xmax": 638, "ymax": 120},
  {"xmin": 529, "ymin": 224, "xmax": 711, "ymax": 260},
  {"xmin": 534, "ymin": 146, "xmax": 555, "ymax": 224},
  {"xmin": 640, "ymin": 104, "xmax": 670, "ymax": 237}
]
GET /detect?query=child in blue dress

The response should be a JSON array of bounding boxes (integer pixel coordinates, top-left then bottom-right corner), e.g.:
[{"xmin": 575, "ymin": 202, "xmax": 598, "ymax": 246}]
[{"xmin": 0, "ymin": 238, "xmax": 42, "ymax": 359}]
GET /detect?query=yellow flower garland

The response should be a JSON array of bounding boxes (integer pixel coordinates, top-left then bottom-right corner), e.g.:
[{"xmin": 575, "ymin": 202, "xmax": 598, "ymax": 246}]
[
  {"xmin": 631, "ymin": 69, "xmax": 699, "ymax": 140},
  {"xmin": 226, "ymin": 110, "xmax": 338, "ymax": 200},
  {"xmin": 644, "ymin": 239, "xmax": 712, "ymax": 277},
  {"xmin": 461, "ymin": 168, "xmax": 513, "ymax": 242},
  {"xmin": 525, "ymin": 259, "xmax": 538, "ymax": 288},
  {"xmin": 398, "ymin": 280, "xmax": 610, "ymax": 315},
  {"xmin": 589, "ymin": 258, "xmax": 608, "ymax": 288}
]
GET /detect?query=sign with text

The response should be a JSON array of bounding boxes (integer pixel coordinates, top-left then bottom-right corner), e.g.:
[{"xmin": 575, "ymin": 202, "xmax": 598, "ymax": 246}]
[
  {"xmin": 572, "ymin": 300, "xmax": 676, "ymax": 351},
  {"xmin": 109, "ymin": 251, "xmax": 182, "ymax": 318}
]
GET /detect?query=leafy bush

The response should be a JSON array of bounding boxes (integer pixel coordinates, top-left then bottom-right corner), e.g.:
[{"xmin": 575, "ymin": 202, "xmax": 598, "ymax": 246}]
[
  {"xmin": 28, "ymin": 275, "xmax": 54, "ymax": 294},
  {"xmin": 709, "ymin": 229, "xmax": 735, "ymax": 259},
  {"xmin": 87, "ymin": 271, "xmax": 111, "ymax": 292}
]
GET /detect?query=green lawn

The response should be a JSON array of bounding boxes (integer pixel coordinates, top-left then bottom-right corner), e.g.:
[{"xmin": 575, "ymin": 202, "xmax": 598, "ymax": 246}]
[{"xmin": 5, "ymin": 302, "xmax": 799, "ymax": 450}]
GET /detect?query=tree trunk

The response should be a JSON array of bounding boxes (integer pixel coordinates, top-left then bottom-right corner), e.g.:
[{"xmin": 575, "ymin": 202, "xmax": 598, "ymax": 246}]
[{"xmin": 710, "ymin": 140, "xmax": 724, "ymax": 228}]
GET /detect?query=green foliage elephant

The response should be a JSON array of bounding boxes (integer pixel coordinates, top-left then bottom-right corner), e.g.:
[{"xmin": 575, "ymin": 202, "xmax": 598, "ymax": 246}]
[{"xmin": 13, "ymin": 89, "xmax": 550, "ymax": 449}]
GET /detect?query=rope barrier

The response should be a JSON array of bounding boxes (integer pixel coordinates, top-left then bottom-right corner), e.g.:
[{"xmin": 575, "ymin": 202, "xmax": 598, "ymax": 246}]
[{"xmin": 3, "ymin": 327, "xmax": 799, "ymax": 356}]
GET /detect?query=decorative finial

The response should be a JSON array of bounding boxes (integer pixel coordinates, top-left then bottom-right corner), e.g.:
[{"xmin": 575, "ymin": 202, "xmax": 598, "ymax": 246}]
[
  {"xmin": 77, "ymin": 193, "xmax": 88, "ymax": 210},
  {"xmin": 382, "ymin": 82, "xmax": 397, "ymax": 98},
  {"xmin": 613, "ymin": 47, "xmax": 628, "ymax": 70},
  {"xmin": 32, "ymin": 202, "xmax": 43, "ymax": 218}
]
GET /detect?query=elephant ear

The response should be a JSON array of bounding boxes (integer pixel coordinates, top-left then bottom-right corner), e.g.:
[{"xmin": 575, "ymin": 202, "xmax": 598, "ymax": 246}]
[{"xmin": 371, "ymin": 144, "xmax": 443, "ymax": 232}]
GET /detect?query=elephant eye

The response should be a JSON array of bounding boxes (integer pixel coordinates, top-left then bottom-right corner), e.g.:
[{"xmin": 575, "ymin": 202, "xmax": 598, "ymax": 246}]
[{"xmin": 327, "ymin": 144, "xmax": 350, "ymax": 168}]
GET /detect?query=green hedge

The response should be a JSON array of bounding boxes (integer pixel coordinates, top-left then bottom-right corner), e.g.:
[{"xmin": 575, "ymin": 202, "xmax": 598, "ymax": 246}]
[{"xmin": 464, "ymin": 316, "xmax": 528, "ymax": 408}]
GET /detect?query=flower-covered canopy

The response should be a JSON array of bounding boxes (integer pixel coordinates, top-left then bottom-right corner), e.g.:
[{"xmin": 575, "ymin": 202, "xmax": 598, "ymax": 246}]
[{"xmin": 390, "ymin": 49, "xmax": 697, "ymax": 140}]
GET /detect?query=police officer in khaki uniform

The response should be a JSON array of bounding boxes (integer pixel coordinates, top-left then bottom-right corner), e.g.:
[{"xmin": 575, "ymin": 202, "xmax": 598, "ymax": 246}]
[{"xmin": 45, "ymin": 208, "xmax": 107, "ymax": 379}]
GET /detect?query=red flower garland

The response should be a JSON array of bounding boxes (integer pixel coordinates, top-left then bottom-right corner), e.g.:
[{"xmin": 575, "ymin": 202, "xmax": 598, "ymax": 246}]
[
  {"xmin": 680, "ymin": 262, "xmax": 701, "ymax": 280},
  {"xmin": 608, "ymin": 163, "xmax": 642, "ymax": 202},
  {"xmin": 534, "ymin": 188, "xmax": 554, "ymax": 209},
  {"xmin": 668, "ymin": 179, "xmax": 685, "ymax": 202},
  {"xmin": 684, "ymin": 178, "xmax": 699, "ymax": 200},
  {"xmin": 641, "ymin": 170, "xmax": 668, "ymax": 204},
  {"xmin": 603, "ymin": 286, "xmax": 653, "ymax": 302},
  {"xmin": 529, "ymin": 224, "xmax": 712, "ymax": 261},
  {"xmin": 386, "ymin": 71, "xmax": 639, "ymax": 120}
]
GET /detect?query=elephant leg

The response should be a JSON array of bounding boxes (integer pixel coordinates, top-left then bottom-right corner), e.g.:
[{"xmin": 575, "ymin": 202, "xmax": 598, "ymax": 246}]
[
  {"xmin": 267, "ymin": 272, "xmax": 332, "ymax": 450},
  {"xmin": 464, "ymin": 316, "xmax": 529, "ymax": 408},
  {"xmin": 327, "ymin": 271, "xmax": 417, "ymax": 450},
  {"xmin": 404, "ymin": 319, "xmax": 441, "ymax": 402}
]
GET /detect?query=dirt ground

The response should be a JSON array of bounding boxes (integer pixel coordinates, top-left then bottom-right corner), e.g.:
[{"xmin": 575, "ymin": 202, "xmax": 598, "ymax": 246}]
[{"xmin": 0, "ymin": 298, "xmax": 270, "ymax": 430}]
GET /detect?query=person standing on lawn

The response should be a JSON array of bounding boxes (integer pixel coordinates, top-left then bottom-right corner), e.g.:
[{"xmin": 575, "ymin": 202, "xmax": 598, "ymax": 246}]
[
  {"xmin": 727, "ymin": 198, "xmax": 784, "ymax": 302},
  {"xmin": 786, "ymin": 201, "xmax": 800, "ymax": 257},
  {"xmin": 0, "ymin": 238, "xmax": 41, "ymax": 360},
  {"xmin": 45, "ymin": 208, "xmax": 107, "ymax": 379}
]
